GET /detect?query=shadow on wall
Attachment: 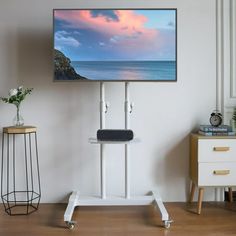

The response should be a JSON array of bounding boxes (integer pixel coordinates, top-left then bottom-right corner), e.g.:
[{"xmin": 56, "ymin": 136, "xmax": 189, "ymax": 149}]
[
  {"xmin": 153, "ymin": 134, "xmax": 190, "ymax": 201},
  {"xmin": 16, "ymin": 28, "xmax": 53, "ymax": 86},
  {"xmin": 13, "ymin": 28, "xmax": 98, "ymax": 99}
]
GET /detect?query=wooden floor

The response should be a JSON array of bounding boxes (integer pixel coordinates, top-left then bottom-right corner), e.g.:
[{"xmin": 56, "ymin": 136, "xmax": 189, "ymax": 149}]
[{"xmin": 0, "ymin": 202, "xmax": 236, "ymax": 235}]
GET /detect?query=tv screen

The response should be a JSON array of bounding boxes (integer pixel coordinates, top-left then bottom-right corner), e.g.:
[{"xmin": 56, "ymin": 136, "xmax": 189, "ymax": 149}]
[{"xmin": 53, "ymin": 9, "xmax": 177, "ymax": 81}]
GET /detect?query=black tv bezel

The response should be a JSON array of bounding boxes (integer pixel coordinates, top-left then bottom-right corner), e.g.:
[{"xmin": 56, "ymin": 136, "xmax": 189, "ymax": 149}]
[{"xmin": 53, "ymin": 8, "xmax": 177, "ymax": 82}]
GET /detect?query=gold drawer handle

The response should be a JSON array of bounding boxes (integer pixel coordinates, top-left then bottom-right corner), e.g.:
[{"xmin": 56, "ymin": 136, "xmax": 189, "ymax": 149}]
[
  {"xmin": 213, "ymin": 170, "xmax": 230, "ymax": 175},
  {"xmin": 213, "ymin": 147, "xmax": 230, "ymax": 152}
]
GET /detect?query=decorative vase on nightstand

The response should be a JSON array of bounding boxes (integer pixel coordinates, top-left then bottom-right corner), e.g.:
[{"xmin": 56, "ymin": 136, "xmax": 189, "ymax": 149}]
[
  {"xmin": 231, "ymin": 120, "xmax": 236, "ymax": 132},
  {"xmin": 231, "ymin": 108, "xmax": 236, "ymax": 132},
  {"xmin": 13, "ymin": 105, "xmax": 24, "ymax": 126}
]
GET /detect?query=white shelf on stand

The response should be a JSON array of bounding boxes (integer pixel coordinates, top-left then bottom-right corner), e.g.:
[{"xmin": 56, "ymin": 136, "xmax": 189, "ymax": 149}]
[
  {"xmin": 89, "ymin": 137, "xmax": 140, "ymax": 144},
  {"xmin": 64, "ymin": 82, "xmax": 173, "ymax": 230}
]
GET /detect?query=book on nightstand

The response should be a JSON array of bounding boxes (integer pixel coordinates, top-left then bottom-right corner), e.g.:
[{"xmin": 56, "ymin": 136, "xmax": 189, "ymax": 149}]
[
  {"xmin": 198, "ymin": 125, "xmax": 235, "ymax": 136},
  {"xmin": 198, "ymin": 130, "xmax": 236, "ymax": 136},
  {"xmin": 199, "ymin": 125, "xmax": 232, "ymax": 132}
]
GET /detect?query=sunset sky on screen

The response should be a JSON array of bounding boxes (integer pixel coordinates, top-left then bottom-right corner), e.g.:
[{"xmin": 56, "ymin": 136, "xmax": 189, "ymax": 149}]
[{"xmin": 54, "ymin": 9, "xmax": 176, "ymax": 61}]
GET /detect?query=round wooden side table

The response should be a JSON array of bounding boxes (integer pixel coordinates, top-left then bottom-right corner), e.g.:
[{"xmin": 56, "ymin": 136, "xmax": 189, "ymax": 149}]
[{"xmin": 1, "ymin": 126, "xmax": 41, "ymax": 215}]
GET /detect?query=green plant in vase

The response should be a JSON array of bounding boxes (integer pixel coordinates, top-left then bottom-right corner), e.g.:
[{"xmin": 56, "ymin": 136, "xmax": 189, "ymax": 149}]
[
  {"xmin": 232, "ymin": 107, "xmax": 236, "ymax": 131},
  {"xmin": 1, "ymin": 86, "xmax": 33, "ymax": 126}
]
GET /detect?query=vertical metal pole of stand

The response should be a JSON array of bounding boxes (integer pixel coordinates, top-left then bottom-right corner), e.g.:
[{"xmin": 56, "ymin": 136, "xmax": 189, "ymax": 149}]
[
  {"xmin": 125, "ymin": 82, "xmax": 130, "ymax": 199},
  {"xmin": 100, "ymin": 82, "xmax": 106, "ymax": 199}
]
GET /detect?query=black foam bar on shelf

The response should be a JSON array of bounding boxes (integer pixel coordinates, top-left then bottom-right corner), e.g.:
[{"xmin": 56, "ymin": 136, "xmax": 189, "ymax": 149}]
[{"xmin": 97, "ymin": 129, "xmax": 134, "ymax": 141}]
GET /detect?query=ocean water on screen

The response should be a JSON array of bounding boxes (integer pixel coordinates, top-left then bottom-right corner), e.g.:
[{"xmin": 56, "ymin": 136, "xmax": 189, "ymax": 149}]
[{"xmin": 72, "ymin": 61, "xmax": 176, "ymax": 81}]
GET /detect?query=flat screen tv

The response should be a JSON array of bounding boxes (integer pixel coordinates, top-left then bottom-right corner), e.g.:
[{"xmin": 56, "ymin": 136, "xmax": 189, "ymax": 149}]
[{"xmin": 53, "ymin": 9, "xmax": 177, "ymax": 81}]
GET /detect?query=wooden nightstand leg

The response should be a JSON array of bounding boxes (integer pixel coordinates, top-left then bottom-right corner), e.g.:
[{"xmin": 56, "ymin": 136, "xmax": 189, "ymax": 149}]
[
  {"xmin": 229, "ymin": 187, "xmax": 233, "ymax": 203},
  {"xmin": 189, "ymin": 182, "xmax": 196, "ymax": 202},
  {"xmin": 197, "ymin": 188, "xmax": 204, "ymax": 215}
]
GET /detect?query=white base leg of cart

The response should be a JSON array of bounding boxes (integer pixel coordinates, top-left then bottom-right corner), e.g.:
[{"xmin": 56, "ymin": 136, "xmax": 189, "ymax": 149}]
[
  {"xmin": 152, "ymin": 191, "xmax": 173, "ymax": 228},
  {"xmin": 64, "ymin": 191, "xmax": 79, "ymax": 229},
  {"xmin": 64, "ymin": 190, "xmax": 172, "ymax": 229}
]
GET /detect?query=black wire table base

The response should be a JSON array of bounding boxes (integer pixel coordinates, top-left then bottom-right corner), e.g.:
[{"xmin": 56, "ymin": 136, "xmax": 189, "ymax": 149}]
[
  {"xmin": 1, "ymin": 129, "xmax": 41, "ymax": 216},
  {"xmin": 2, "ymin": 191, "xmax": 41, "ymax": 215}
]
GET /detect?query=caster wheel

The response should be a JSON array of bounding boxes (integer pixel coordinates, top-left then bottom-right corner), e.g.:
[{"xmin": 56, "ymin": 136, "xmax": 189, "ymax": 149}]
[
  {"xmin": 164, "ymin": 222, "xmax": 170, "ymax": 229},
  {"xmin": 164, "ymin": 219, "xmax": 173, "ymax": 229},
  {"xmin": 66, "ymin": 221, "xmax": 76, "ymax": 230}
]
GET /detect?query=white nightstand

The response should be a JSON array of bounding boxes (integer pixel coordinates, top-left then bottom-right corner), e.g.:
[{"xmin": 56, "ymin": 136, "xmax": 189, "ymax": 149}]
[{"xmin": 189, "ymin": 133, "xmax": 235, "ymax": 214}]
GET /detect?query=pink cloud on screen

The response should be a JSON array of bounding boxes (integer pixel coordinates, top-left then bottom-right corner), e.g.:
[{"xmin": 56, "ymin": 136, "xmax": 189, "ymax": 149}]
[{"xmin": 54, "ymin": 10, "xmax": 162, "ymax": 54}]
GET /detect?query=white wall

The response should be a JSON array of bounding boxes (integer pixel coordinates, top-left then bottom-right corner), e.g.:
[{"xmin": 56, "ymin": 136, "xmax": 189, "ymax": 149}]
[{"xmin": 0, "ymin": 0, "xmax": 216, "ymax": 203}]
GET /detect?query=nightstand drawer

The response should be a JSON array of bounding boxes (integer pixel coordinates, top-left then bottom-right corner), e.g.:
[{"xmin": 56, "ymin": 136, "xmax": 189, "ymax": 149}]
[
  {"xmin": 198, "ymin": 162, "xmax": 236, "ymax": 186},
  {"xmin": 198, "ymin": 139, "xmax": 236, "ymax": 162}
]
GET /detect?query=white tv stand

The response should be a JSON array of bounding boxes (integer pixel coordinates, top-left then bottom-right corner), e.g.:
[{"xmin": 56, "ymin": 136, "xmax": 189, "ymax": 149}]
[{"xmin": 64, "ymin": 82, "xmax": 173, "ymax": 229}]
